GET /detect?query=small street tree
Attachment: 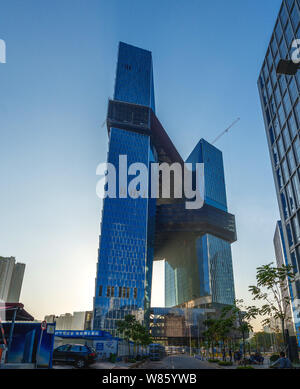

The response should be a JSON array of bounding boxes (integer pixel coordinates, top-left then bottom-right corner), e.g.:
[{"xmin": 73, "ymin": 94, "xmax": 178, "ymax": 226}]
[
  {"xmin": 220, "ymin": 299, "xmax": 253, "ymax": 360},
  {"xmin": 203, "ymin": 318, "xmax": 219, "ymax": 358},
  {"xmin": 116, "ymin": 314, "xmax": 136, "ymax": 356},
  {"xmin": 116, "ymin": 314, "xmax": 152, "ymax": 357},
  {"xmin": 247, "ymin": 262, "xmax": 296, "ymax": 354},
  {"xmin": 203, "ymin": 308, "xmax": 235, "ymax": 358}
]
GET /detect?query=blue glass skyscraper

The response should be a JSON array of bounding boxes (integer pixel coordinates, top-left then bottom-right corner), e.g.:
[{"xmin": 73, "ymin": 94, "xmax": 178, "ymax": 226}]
[
  {"xmin": 258, "ymin": 0, "xmax": 300, "ymax": 342},
  {"xmin": 93, "ymin": 42, "xmax": 237, "ymax": 333},
  {"xmin": 164, "ymin": 140, "xmax": 235, "ymax": 307},
  {"xmin": 93, "ymin": 43, "xmax": 156, "ymax": 332}
]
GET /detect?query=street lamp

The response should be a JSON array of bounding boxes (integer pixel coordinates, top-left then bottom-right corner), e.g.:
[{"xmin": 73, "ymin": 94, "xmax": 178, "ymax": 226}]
[{"xmin": 276, "ymin": 59, "xmax": 300, "ymax": 75}]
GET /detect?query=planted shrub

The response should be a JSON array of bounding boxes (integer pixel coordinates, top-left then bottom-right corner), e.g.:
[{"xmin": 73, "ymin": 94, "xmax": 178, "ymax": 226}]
[
  {"xmin": 218, "ymin": 361, "xmax": 233, "ymax": 366},
  {"xmin": 208, "ymin": 358, "xmax": 220, "ymax": 363},
  {"xmin": 236, "ymin": 365, "xmax": 254, "ymax": 370},
  {"xmin": 109, "ymin": 353, "xmax": 117, "ymax": 363}
]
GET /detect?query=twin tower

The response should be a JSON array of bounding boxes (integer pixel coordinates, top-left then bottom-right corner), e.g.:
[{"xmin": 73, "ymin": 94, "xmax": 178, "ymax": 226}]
[{"xmin": 93, "ymin": 42, "xmax": 236, "ymax": 333}]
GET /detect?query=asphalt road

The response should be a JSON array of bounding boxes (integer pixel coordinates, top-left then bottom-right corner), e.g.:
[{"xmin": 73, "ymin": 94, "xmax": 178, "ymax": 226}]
[{"xmin": 137, "ymin": 354, "xmax": 217, "ymax": 369}]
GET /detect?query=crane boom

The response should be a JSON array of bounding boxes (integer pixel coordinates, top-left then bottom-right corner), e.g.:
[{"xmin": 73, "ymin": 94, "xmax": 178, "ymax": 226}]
[{"xmin": 212, "ymin": 117, "xmax": 240, "ymax": 145}]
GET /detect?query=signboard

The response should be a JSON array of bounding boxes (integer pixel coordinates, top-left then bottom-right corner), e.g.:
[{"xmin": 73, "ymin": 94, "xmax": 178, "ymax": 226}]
[
  {"xmin": 47, "ymin": 325, "xmax": 55, "ymax": 334},
  {"xmin": 54, "ymin": 330, "xmax": 113, "ymax": 338},
  {"xmin": 93, "ymin": 339, "xmax": 117, "ymax": 358}
]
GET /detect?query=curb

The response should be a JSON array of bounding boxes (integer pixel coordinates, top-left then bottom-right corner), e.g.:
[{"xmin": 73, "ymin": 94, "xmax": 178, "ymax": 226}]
[{"xmin": 129, "ymin": 359, "xmax": 148, "ymax": 369}]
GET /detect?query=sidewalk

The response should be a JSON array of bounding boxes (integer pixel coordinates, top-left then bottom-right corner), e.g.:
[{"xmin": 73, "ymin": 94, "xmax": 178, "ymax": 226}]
[
  {"xmin": 90, "ymin": 361, "xmax": 131, "ymax": 369},
  {"xmin": 194, "ymin": 355, "xmax": 270, "ymax": 369}
]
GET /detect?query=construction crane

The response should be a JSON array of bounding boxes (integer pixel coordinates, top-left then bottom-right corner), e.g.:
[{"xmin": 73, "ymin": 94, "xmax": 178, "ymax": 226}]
[{"xmin": 211, "ymin": 117, "xmax": 240, "ymax": 145}]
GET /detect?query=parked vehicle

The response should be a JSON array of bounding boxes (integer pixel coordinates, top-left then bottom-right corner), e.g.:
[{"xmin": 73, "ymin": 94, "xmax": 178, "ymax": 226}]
[
  {"xmin": 52, "ymin": 344, "xmax": 97, "ymax": 368},
  {"xmin": 149, "ymin": 343, "xmax": 165, "ymax": 361}
]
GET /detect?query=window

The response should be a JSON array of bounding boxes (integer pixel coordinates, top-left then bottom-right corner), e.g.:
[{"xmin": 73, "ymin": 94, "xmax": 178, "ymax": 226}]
[
  {"xmin": 289, "ymin": 78, "xmax": 298, "ymax": 104},
  {"xmin": 279, "ymin": 74, "xmax": 287, "ymax": 94},
  {"xmin": 270, "ymin": 66, "xmax": 277, "ymax": 87},
  {"xmin": 294, "ymin": 100, "xmax": 300, "ymax": 127},
  {"xmin": 133, "ymin": 287, "xmax": 137, "ymax": 299},
  {"xmin": 111, "ymin": 286, "xmax": 115, "ymax": 297},
  {"xmin": 288, "ymin": 113, "xmax": 298, "ymax": 138},
  {"xmin": 273, "ymin": 116, "xmax": 281, "ymax": 137},
  {"xmin": 275, "ymin": 21, "xmax": 283, "ymax": 42},
  {"xmin": 70, "ymin": 345, "xmax": 81, "ymax": 352},
  {"xmin": 284, "ymin": 22, "xmax": 294, "ymax": 48},
  {"xmin": 291, "ymin": 251, "xmax": 299, "ymax": 273},
  {"xmin": 280, "ymin": 38, "xmax": 288, "ymax": 59},
  {"xmin": 294, "ymin": 137, "xmax": 300, "ymax": 163},
  {"xmin": 282, "ymin": 159, "xmax": 289, "ymax": 183},
  {"xmin": 273, "ymin": 144, "xmax": 279, "ymax": 165},
  {"xmin": 271, "ymin": 35, "xmax": 278, "ymax": 56},
  {"xmin": 119, "ymin": 286, "xmax": 122, "ymax": 298},
  {"xmin": 269, "ymin": 126, "xmax": 275, "ymax": 144},
  {"xmin": 265, "ymin": 108, "xmax": 271, "ymax": 125},
  {"xmin": 266, "ymin": 78, "xmax": 272, "ymax": 98},
  {"xmin": 287, "ymin": 182, "xmax": 296, "ymax": 212},
  {"xmin": 274, "ymin": 51, "xmax": 280, "ymax": 70},
  {"xmin": 106, "ymin": 286, "xmax": 111, "ymax": 297},
  {"xmin": 278, "ymin": 103, "xmax": 286, "ymax": 127},
  {"xmin": 283, "ymin": 91, "xmax": 292, "ymax": 115},
  {"xmin": 292, "ymin": 215, "xmax": 300, "ymax": 243},
  {"xmin": 286, "ymin": 222, "xmax": 294, "ymax": 246},
  {"xmin": 277, "ymin": 168, "xmax": 284, "ymax": 189},
  {"xmin": 274, "ymin": 85, "xmax": 281, "ymax": 107},
  {"xmin": 281, "ymin": 191, "xmax": 289, "ymax": 219},
  {"xmin": 280, "ymin": 4, "xmax": 288, "ymax": 27},
  {"xmin": 270, "ymin": 96, "xmax": 276, "ymax": 117},
  {"xmin": 278, "ymin": 136, "xmax": 285, "ymax": 159},
  {"xmin": 267, "ymin": 50, "xmax": 273, "ymax": 69},
  {"xmin": 296, "ymin": 65, "xmax": 300, "ymax": 90},
  {"xmin": 286, "ymin": 0, "xmax": 294, "ymax": 11},
  {"xmin": 99, "ymin": 285, "xmax": 103, "ymax": 297},
  {"xmin": 293, "ymin": 173, "xmax": 300, "ymax": 206},
  {"xmin": 291, "ymin": 4, "xmax": 300, "ymax": 30},
  {"xmin": 263, "ymin": 62, "xmax": 269, "ymax": 81},
  {"xmin": 126, "ymin": 287, "xmax": 130, "ymax": 298},
  {"xmin": 287, "ymin": 149, "xmax": 296, "ymax": 172},
  {"xmin": 56, "ymin": 345, "xmax": 70, "ymax": 352},
  {"xmin": 283, "ymin": 125, "xmax": 291, "ymax": 149}
]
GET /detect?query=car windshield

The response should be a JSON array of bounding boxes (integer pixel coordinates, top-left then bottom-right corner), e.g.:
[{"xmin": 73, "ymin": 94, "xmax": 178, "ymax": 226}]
[{"xmin": 56, "ymin": 345, "xmax": 70, "ymax": 351}]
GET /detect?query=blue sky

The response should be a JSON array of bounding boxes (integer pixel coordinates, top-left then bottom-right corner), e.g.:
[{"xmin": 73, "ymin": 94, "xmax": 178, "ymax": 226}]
[{"xmin": 0, "ymin": 0, "xmax": 282, "ymax": 323}]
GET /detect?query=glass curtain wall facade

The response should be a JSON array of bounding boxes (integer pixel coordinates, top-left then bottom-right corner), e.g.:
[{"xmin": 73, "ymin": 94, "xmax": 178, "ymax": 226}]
[
  {"xmin": 274, "ymin": 220, "xmax": 295, "ymax": 336},
  {"xmin": 164, "ymin": 140, "xmax": 236, "ymax": 307},
  {"xmin": 93, "ymin": 43, "xmax": 156, "ymax": 333},
  {"xmin": 258, "ymin": 0, "xmax": 300, "ymax": 341},
  {"xmin": 94, "ymin": 42, "xmax": 237, "ymax": 334}
]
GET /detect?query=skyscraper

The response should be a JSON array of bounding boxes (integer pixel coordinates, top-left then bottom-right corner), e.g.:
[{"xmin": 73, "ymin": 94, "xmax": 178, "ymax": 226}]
[
  {"xmin": 258, "ymin": 0, "xmax": 300, "ymax": 342},
  {"xmin": 93, "ymin": 43, "xmax": 156, "ymax": 333},
  {"xmin": 0, "ymin": 257, "xmax": 25, "ymax": 302},
  {"xmin": 164, "ymin": 139, "xmax": 235, "ymax": 307},
  {"xmin": 93, "ymin": 42, "xmax": 237, "ymax": 333}
]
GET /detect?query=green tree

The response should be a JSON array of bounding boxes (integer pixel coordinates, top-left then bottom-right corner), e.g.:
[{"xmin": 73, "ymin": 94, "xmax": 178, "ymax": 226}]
[
  {"xmin": 203, "ymin": 318, "xmax": 219, "ymax": 358},
  {"xmin": 116, "ymin": 314, "xmax": 152, "ymax": 357},
  {"xmin": 249, "ymin": 332, "xmax": 277, "ymax": 352},
  {"xmin": 116, "ymin": 314, "xmax": 136, "ymax": 356},
  {"xmin": 247, "ymin": 263, "xmax": 296, "ymax": 353},
  {"xmin": 203, "ymin": 308, "xmax": 235, "ymax": 358},
  {"xmin": 215, "ymin": 300, "xmax": 253, "ymax": 361},
  {"xmin": 230, "ymin": 299, "xmax": 253, "ymax": 359}
]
